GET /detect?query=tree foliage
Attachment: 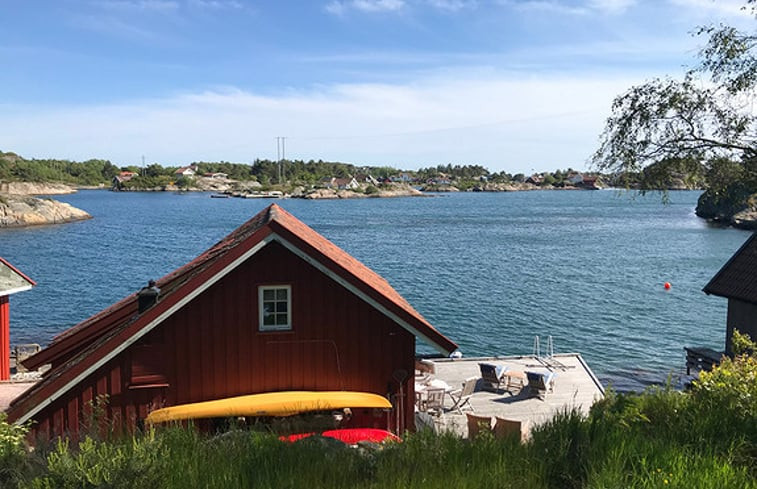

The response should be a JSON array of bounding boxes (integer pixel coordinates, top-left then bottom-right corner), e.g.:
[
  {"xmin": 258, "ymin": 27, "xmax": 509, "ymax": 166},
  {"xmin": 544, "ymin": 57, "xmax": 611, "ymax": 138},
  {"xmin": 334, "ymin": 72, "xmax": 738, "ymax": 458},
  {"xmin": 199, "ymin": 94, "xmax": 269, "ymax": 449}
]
[
  {"xmin": 593, "ymin": 1, "xmax": 757, "ymax": 220},
  {"xmin": 1, "ymin": 150, "xmax": 608, "ymax": 192},
  {"xmin": 416, "ymin": 164, "xmax": 489, "ymax": 180},
  {"xmin": 0, "ymin": 152, "xmax": 120, "ymax": 186}
]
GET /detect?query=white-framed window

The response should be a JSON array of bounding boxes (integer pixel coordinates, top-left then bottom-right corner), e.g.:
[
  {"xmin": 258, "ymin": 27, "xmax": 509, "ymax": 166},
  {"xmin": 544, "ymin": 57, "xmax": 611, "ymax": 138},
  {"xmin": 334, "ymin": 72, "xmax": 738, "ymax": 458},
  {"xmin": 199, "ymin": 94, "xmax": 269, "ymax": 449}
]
[{"xmin": 259, "ymin": 285, "xmax": 291, "ymax": 331}]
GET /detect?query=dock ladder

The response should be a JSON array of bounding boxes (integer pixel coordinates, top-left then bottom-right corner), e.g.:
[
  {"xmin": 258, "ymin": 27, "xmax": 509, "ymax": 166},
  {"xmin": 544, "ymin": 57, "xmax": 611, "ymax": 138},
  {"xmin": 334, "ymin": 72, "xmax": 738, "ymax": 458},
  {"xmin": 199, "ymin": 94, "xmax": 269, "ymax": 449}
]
[
  {"xmin": 533, "ymin": 335, "xmax": 570, "ymax": 371},
  {"xmin": 532, "ymin": 335, "xmax": 555, "ymax": 358}
]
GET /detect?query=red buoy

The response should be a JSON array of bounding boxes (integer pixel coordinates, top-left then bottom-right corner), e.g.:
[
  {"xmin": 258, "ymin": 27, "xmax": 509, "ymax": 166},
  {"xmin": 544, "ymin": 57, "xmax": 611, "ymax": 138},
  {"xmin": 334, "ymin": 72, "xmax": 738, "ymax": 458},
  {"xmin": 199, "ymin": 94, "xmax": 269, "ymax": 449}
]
[{"xmin": 664, "ymin": 282, "xmax": 671, "ymax": 290}]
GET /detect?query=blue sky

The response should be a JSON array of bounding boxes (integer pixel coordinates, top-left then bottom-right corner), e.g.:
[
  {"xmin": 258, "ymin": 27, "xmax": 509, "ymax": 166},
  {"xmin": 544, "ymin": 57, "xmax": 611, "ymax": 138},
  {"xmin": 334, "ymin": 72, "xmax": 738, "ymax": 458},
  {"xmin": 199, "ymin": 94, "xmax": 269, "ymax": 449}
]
[{"xmin": 0, "ymin": 0, "xmax": 751, "ymax": 173}]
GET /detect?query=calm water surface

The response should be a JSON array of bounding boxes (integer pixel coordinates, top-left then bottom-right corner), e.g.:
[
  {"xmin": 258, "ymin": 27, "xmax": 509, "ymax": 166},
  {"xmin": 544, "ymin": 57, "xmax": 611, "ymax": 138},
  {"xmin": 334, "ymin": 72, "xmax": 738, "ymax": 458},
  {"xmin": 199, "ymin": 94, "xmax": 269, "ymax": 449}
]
[{"xmin": 0, "ymin": 190, "xmax": 750, "ymax": 390}]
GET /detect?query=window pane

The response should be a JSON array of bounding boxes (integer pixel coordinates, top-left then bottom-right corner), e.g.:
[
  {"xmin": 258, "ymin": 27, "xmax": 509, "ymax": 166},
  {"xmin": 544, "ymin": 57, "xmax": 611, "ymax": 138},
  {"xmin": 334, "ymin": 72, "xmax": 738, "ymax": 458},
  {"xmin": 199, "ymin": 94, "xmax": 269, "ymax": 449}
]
[{"xmin": 260, "ymin": 286, "xmax": 291, "ymax": 331}]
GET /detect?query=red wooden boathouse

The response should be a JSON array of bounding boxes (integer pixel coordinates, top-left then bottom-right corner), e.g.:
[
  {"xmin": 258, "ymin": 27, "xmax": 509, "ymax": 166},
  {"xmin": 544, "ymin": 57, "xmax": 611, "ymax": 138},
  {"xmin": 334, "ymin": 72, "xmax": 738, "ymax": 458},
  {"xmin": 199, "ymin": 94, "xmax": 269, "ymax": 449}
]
[
  {"xmin": 0, "ymin": 258, "xmax": 36, "ymax": 381},
  {"xmin": 6, "ymin": 204, "xmax": 457, "ymax": 438}
]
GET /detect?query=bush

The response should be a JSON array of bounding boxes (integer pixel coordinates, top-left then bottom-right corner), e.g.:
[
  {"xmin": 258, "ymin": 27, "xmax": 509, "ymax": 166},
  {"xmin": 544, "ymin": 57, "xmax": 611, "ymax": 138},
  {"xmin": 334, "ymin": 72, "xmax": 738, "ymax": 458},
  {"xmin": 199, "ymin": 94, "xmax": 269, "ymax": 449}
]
[
  {"xmin": 27, "ymin": 431, "xmax": 166, "ymax": 489},
  {"xmin": 0, "ymin": 414, "xmax": 31, "ymax": 488},
  {"xmin": 694, "ymin": 330, "xmax": 756, "ymax": 416}
]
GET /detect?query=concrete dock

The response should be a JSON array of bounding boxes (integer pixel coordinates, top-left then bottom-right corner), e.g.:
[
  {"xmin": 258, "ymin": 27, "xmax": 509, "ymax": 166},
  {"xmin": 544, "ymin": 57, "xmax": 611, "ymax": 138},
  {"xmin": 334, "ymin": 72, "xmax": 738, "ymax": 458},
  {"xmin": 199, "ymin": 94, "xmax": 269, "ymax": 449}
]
[{"xmin": 417, "ymin": 353, "xmax": 605, "ymax": 437}]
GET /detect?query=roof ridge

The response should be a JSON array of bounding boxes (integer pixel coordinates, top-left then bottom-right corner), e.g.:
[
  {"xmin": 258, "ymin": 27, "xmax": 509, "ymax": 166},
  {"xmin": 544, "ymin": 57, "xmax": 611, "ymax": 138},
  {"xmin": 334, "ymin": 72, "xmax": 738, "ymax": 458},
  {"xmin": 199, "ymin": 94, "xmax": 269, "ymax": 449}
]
[{"xmin": 703, "ymin": 231, "xmax": 757, "ymax": 296}]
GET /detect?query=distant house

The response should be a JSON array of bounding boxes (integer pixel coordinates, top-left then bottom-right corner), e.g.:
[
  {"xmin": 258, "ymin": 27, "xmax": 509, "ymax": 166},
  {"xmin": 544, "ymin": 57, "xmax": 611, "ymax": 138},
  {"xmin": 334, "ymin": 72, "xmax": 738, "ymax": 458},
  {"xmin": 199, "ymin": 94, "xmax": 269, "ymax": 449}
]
[
  {"xmin": 321, "ymin": 177, "xmax": 359, "ymax": 190},
  {"xmin": 567, "ymin": 173, "xmax": 583, "ymax": 185},
  {"xmin": 7, "ymin": 205, "xmax": 458, "ymax": 439},
  {"xmin": 426, "ymin": 177, "xmax": 451, "ymax": 186},
  {"xmin": 391, "ymin": 173, "xmax": 413, "ymax": 183},
  {"xmin": 525, "ymin": 175, "xmax": 542, "ymax": 185},
  {"xmin": 112, "ymin": 171, "xmax": 138, "ymax": 190},
  {"xmin": 320, "ymin": 177, "xmax": 336, "ymax": 188},
  {"xmin": 175, "ymin": 166, "xmax": 196, "ymax": 177},
  {"xmin": 334, "ymin": 177, "xmax": 359, "ymax": 190},
  {"xmin": 354, "ymin": 174, "xmax": 379, "ymax": 186},
  {"xmin": 203, "ymin": 172, "xmax": 228, "ymax": 180},
  {"xmin": 578, "ymin": 176, "xmax": 601, "ymax": 190},
  {"xmin": 703, "ymin": 232, "xmax": 757, "ymax": 356}
]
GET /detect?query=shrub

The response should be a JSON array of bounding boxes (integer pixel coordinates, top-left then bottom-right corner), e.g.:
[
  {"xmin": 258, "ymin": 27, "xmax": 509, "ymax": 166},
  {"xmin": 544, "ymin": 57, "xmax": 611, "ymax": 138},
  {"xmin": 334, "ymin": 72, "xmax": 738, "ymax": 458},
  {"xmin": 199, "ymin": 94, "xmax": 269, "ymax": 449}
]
[
  {"xmin": 28, "ymin": 430, "xmax": 166, "ymax": 489},
  {"xmin": 0, "ymin": 414, "xmax": 31, "ymax": 488},
  {"xmin": 694, "ymin": 331, "xmax": 756, "ymax": 416}
]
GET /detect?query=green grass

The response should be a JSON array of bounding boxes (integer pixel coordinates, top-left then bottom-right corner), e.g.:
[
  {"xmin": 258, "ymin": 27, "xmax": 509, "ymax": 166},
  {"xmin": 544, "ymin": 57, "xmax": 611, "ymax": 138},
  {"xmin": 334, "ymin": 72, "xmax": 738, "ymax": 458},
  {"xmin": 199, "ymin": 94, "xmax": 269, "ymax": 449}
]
[{"xmin": 1, "ymin": 384, "xmax": 755, "ymax": 489}]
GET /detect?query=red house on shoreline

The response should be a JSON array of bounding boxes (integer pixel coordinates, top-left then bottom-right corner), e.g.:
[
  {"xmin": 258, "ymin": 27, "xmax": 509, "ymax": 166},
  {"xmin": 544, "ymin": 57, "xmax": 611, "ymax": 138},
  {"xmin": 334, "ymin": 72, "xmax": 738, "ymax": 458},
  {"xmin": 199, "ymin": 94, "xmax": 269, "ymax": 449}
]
[
  {"xmin": 6, "ymin": 204, "xmax": 457, "ymax": 439},
  {"xmin": 0, "ymin": 258, "xmax": 36, "ymax": 381}
]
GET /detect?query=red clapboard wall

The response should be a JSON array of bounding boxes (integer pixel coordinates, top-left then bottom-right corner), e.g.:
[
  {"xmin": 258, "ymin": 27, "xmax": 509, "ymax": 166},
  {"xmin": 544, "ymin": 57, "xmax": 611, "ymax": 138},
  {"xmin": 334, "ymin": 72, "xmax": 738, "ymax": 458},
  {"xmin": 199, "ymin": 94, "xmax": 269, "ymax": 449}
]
[{"xmin": 19, "ymin": 241, "xmax": 416, "ymax": 439}]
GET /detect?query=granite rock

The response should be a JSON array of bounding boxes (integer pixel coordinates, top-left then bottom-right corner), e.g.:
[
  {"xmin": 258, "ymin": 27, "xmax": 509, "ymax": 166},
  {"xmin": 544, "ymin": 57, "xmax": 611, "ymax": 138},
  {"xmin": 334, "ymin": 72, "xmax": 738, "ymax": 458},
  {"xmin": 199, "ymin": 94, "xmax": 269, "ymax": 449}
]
[{"xmin": 0, "ymin": 194, "xmax": 92, "ymax": 228}]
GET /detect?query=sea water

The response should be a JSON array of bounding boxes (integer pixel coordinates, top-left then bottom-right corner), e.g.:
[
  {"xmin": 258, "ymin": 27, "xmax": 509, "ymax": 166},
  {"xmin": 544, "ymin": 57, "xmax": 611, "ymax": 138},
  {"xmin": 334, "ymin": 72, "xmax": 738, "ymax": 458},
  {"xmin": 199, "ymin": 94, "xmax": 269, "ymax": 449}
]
[{"xmin": 0, "ymin": 189, "xmax": 749, "ymax": 390}]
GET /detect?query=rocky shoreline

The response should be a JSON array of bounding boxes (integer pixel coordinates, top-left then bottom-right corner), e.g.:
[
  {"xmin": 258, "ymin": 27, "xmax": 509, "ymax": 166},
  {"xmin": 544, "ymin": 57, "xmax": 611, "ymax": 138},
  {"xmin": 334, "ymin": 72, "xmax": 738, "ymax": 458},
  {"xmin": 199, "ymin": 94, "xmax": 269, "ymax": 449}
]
[
  {"xmin": 298, "ymin": 186, "xmax": 425, "ymax": 199},
  {"xmin": 0, "ymin": 182, "xmax": 92, "ymax": 228},
  {"xmin": 4, "ymin": 179, "xmax": 757, "ymax": 230},
  {"xmin": 0, "ymin": 182, "xmax": 78, "ymax": 195},
  {"xmin": 0, "ymin": 194, "xmax": 91, "ymax": 228},
  {"xmin": 694, "ymin": 187, "xmax": 757, "ymax": 230}
]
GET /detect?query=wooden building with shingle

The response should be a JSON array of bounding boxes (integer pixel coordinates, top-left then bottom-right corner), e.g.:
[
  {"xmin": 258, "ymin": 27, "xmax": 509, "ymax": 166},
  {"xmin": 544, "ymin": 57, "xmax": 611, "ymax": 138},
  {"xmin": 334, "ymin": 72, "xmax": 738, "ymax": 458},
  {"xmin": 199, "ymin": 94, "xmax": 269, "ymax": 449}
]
[
  {"xmin": 703, "ymin": 232, "xmax": 757, "ymax": 355},
  {"xmin": 6, "ymin": 204, "xmax": 457, "ymax": 439}
]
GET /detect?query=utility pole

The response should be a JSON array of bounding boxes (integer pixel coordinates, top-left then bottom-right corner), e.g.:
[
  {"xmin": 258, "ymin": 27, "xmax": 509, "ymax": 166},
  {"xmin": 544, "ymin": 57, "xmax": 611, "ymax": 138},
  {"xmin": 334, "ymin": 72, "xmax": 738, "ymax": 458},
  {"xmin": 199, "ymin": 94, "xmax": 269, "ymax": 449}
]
[
  {"xmin": 281, "ymin": 136, "xmax": 287, "ymax": 184},
  {"xmin": 276, "ymin": 136, "xmax": 287, "ymax": 184},
  {"xmin": 141, "ymin": 155, "xmax": 145, "ymax": 176},
  {"xmin": 276, "ymin": 138, "xmax": 280, "ymax": 184}
]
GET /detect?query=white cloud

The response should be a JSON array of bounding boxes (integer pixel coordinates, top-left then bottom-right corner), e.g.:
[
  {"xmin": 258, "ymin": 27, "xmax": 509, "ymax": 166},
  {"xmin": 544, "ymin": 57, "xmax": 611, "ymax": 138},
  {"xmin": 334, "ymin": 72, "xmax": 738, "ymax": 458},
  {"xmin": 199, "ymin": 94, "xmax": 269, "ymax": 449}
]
[
  {"xmin": 425, "ymin": 0, "xmax": 477, "ymax": 11},
  {"xmin": 90, "ymin": 0, "xmax": 180, "ymax": 11},
  {"xmin": 189, "ymin": 0, "xmax": 243, "ymax": 9},
  {"xmin": 587, "ymin": 0, "xmax": 636, "ymax": 14},
  {"xmin": 0, "ymin": 72, "xmax": 651, "ymax": 172},
  {"xmin": 325, "ymin": 1, "xmax": 346, "ymax": 14},
  {"xmin": 325, "ymin": 0, "xmax": 405, "ymax": 15},
  {"xmin": 506, "ymin": 1, "xmax": 590, "ymax": 16},
  {"xmin": 669, "ymin": 0, "xmax": 753, "ymax": 19},
  {"xmin": 503, "ymin": 0, "xmax": 636, "ymax": 16}
]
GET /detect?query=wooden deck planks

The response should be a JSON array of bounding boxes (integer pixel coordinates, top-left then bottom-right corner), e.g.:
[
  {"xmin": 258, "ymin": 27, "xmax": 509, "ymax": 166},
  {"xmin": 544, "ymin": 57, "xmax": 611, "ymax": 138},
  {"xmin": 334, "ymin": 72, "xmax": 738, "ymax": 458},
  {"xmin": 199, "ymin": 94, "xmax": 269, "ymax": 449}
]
[{"xmin": 422, "ymin": 354, "xmax": 605, "ymax": 437}]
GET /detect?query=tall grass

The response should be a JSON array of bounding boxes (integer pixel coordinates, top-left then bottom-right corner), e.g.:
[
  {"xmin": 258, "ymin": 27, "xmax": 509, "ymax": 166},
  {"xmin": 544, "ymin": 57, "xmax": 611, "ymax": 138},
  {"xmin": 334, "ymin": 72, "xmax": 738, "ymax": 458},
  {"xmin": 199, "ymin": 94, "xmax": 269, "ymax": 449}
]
[{"xmin": 1, "ymin": 385, "xmax": 755, "ymax": 488}]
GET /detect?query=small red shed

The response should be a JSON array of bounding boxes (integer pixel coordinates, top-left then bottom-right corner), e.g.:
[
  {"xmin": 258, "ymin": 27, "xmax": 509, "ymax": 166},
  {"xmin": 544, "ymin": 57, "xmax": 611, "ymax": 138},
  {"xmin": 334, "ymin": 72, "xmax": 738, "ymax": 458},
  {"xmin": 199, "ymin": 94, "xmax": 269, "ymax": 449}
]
[
  {"xmin": 6, "ymin": 204, "xmax": 457, "ymax": 439},
  {"xmin": 0, "ymin": 258, "xmax": 36, "ymax": 381}
]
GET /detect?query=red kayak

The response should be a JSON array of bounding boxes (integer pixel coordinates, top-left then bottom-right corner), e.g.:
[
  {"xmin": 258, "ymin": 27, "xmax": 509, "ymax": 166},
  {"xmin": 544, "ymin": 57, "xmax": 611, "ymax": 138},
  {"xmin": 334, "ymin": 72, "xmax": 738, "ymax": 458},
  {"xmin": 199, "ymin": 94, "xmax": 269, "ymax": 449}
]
[{"xmin": 280, "ymin": 428, "xmax": 401, "ymax": 444}]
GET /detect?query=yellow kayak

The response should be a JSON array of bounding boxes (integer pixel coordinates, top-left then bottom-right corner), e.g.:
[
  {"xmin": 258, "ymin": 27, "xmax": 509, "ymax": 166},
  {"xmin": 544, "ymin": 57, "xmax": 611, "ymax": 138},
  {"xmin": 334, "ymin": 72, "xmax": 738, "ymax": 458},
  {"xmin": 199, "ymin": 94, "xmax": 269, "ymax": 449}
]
[{"xmin": 146, "ymin": 391, "xmax": 392, "ymax": 424}]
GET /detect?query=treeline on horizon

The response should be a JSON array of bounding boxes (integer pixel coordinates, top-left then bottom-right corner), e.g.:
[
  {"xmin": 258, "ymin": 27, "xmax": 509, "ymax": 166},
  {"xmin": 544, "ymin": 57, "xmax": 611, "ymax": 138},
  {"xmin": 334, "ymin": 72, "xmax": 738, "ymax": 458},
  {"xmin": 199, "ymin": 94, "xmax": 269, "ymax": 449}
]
[{"xmin": 0, "ymin": 149, "xmax": 711, "ymax": 190}]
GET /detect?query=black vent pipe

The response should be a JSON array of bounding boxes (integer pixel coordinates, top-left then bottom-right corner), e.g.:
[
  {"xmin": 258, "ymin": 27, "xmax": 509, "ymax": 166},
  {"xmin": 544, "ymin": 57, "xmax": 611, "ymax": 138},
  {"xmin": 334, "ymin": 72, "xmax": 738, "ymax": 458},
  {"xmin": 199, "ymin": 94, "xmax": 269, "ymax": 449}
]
[{"xmin": 137, "ymin": 280, "xmax": 160, "ymax": 313}]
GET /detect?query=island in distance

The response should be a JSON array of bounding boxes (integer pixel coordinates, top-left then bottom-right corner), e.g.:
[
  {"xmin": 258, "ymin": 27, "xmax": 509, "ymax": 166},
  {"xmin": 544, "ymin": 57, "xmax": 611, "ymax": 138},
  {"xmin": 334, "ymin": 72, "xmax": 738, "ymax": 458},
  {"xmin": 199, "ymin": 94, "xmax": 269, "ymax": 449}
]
[{"xmin": 0, "ymin": 149, "xmax": 709, "ymax": 228}]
